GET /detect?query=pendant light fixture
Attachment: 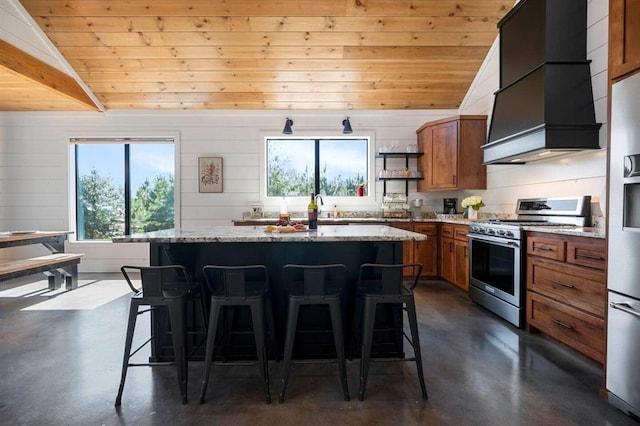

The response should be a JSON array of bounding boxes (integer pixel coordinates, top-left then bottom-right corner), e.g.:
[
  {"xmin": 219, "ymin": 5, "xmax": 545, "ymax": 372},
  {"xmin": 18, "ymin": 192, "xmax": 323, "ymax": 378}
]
[
  {"xmin": 282, "ymin": 118, "xmax": 293, "ymax": 134},
  {"xmin": 342, "ymin": 117, "xmax": 353, "ymax": 134}
]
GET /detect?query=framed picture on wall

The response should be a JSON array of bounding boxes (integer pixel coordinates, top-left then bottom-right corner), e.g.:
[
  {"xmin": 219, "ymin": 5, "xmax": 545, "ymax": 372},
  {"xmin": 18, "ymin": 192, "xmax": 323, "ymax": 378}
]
[{"xmin": 198, "ymin": 156, "xmax": 223, "ymax": 193}]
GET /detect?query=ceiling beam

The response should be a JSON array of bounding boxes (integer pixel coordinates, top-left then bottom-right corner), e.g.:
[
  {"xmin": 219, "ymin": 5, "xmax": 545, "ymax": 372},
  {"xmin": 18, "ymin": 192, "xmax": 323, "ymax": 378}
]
[{"xmin": 0, "ymin": 39, "xmax": 99, "ymax": 111}]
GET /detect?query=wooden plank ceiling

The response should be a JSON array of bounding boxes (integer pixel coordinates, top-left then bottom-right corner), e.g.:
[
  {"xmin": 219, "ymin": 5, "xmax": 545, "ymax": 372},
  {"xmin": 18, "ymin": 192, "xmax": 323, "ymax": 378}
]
[{"xmin": 11, "ymin": 0, "xmax": 514, "ymax": 111}]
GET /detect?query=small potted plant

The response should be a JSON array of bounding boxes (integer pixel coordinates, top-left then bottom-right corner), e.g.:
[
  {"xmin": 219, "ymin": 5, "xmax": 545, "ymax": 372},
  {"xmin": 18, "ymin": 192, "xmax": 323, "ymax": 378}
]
[{"xmin": 461, "ymin": 195, "xmax": 485, "ymax": 220}]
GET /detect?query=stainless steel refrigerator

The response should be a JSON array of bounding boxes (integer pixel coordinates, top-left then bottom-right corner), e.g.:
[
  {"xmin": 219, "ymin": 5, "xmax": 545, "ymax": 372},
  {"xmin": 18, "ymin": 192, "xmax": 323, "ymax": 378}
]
[{"xmin": 607, "ymin": 70, "xmax": 640, "ymax": 418}]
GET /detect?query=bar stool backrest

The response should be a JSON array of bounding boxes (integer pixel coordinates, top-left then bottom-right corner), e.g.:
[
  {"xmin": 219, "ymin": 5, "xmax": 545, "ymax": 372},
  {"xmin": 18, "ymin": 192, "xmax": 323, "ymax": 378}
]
[
  {"xmin": 357, "ymin": 263, "xmax": 423, "ymax": 294},
  {"xmin": 202, "ymin": 265, "xmax": 268, "ymax": 298},
  {"xmin": 283, "ymin": 264, "xmax": 346, "ymax": 297},
  {"xmin": 121, "ymin": 265, "xmax": 191, "ymax": 299}
]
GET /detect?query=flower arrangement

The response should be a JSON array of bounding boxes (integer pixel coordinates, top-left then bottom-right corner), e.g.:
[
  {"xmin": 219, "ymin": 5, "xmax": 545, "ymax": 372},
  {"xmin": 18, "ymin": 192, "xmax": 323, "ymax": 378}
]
[{"xmin": 461, "ymin": 195, "xmax": 485, "ymax": 211}]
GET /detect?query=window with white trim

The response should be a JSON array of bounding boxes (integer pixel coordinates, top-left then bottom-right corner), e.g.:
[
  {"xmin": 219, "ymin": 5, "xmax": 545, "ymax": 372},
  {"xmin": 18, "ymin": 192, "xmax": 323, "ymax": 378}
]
[
  {"xmin": 71, "ymin": 138, "xmax": 175, "ymax": 241},
  {"xmin": 265, "ymin": 137, "xmax": 369, "ymax": 197}
]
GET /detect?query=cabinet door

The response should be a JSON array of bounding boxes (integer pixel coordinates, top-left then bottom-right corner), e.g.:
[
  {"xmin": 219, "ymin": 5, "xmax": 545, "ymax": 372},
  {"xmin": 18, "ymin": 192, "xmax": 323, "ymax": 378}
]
[
  {"xmin": 416, "ymin": 128, "xmax": 430, "ymax": 192},
  {"xmin": 390, "ymin": 222, "xmax": 415, "ymax": 276},
  {"xmin": 440, "ymin": 236, "xmax": 455, "ymax": 283},
  {"xmin": 414, "ymin": 223, "xmax": 438, "ymax": 277},
  {"xmin": 430, "ymin": 121, "xmax": 458, "ymax": 189},
  {"xmin": 609, "ymin": 0, "xmax": 640, "ymax": 80},
  {"xmin": 454, "ymin": 240, "xmax": 469, "ymax": 291}
]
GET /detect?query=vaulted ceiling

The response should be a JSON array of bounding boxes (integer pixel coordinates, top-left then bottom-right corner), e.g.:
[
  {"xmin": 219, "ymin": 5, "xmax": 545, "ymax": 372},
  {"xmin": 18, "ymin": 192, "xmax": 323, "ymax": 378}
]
[{"xmin": 2, "ymin": 0, "xmax": 514, "ymax": 111}]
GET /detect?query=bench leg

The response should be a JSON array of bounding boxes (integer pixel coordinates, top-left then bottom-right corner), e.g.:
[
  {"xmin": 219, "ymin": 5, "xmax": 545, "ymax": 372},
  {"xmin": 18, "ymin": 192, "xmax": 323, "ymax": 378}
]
[
  {"xmin": 45, "ymin": 271, "xmax": 62, "ymax": 290},
  {"xmin": 60, "ymin": 264, "xmax": 79, "ymax": 290}
]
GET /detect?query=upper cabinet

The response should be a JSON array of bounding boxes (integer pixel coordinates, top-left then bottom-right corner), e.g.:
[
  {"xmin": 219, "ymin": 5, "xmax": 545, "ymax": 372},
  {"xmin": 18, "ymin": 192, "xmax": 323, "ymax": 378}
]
[
  {"xmin": 416, "ymin": 115, "xmax": 487, "ymax": 191},
  {"xmin": 609, "ymin": 0, "xmax": 640, "ymax": 81}
]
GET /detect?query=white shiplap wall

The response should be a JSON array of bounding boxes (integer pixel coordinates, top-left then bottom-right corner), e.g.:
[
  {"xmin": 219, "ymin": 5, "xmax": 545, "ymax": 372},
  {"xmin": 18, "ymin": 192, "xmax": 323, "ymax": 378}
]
[{"xmin": 0, "ymin": 110, "xmax": 457, "ymax": 271}]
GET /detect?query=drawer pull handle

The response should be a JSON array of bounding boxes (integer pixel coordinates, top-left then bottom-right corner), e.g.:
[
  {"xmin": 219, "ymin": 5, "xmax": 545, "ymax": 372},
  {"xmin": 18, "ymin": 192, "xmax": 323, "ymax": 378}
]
[
  {"xmin": 536, "ymin": 245, "xmax": 555, "ymax": 252},
  {"xmin": 552, "ymin": 280, "xmax": 575, "ymax": 289},
  {"xmin": 552, "ymin": 319, "xmax": 574, "ymax": 330},
  {"xmin": 576, "ymin": 253, "xmax": 604, "ymax": 260},
  {"xmin": 610, "ymin": 302, "xmax": 640, "ymax": 318}
]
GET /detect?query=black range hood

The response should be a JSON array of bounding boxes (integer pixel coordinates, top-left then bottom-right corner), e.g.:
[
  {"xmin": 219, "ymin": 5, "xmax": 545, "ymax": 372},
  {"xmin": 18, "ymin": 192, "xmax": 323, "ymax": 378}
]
[{"xmin": 483, "ymin": 0, "xmax": 602, "ymax": 165}]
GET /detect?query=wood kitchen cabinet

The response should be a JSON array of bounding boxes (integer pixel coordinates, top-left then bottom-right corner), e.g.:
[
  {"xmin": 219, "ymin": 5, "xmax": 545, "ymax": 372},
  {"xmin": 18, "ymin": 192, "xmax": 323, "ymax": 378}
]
[
  {"xmin": 609, "ymin": 0, "xmax": 640, "ymax": 81},
  {"xmin": 526, "ymin": 232, "xmax": 607, "ymax": 364},
  {"xmin": 416, "ymin": 115, "xmax": 487, "ymax": 191},
  {"xmin": 390, "ymin": 222, "xmax": 438, "ymax": 278},
  {"xmin": 440, "ymin": 223, "xmax": 469, "ymax": 291}
]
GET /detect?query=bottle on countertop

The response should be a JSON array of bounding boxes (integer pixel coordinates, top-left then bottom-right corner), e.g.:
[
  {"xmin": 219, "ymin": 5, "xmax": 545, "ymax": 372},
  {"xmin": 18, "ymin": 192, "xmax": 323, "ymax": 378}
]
[
  {"xmin": 332, "ymin": 204, "xmax": 339, "ymax": 218},
  {"xmin": 279, "ymin": 196, "xmax": 290, "ymax": 223},
  {"xmin": 308, "ymin": 193, "xmax": 318, "ymax": 230}
]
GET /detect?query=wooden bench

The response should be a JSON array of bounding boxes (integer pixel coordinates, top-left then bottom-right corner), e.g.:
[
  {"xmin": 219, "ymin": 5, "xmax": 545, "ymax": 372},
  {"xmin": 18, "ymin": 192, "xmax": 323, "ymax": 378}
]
[{"xmin": 0, "ymin": 253, "xmax": 84, "ymax": 290}]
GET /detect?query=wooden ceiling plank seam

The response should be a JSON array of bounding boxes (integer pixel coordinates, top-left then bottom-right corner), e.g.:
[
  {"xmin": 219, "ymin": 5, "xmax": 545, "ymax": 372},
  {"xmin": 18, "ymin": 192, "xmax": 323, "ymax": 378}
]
[
  {"xmin": 21, "ymin": 0, "xmax": 510, "ymax": 18},
  {"xmin": 0, "ymin": 39, "xmax": 99, "ymax": 111},
  {"xmin": 65, "ymin": 58, "xmax": 484, "ymax": 72},
  {"xmin": 44, "ymin": 31, "xmax": 499, "ymax": 48},
  {"xmin": 54, "ymin": 45, "xmax": 490, "ymax": 60},
  {"xmin": 33, "ymin": 16, "xmax": 504, "ymax": 33},
  {"xmin": 75, "ymin": 70, "xmax": 477, "ymax": 82}
]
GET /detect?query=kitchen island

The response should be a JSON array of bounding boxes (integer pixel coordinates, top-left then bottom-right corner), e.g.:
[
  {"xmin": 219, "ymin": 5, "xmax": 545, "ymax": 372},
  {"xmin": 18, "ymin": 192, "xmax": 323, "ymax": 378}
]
[{"xmin": 113, "ymin": 225, "xmax": 426, "ymax": 360}]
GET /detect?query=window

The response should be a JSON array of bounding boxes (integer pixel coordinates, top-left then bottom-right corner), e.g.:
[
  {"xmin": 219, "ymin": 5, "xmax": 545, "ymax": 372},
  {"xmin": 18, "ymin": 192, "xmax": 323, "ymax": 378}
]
[
  {"xmin": 266, "ymin": 137, "xmax": 369, "ymax": 197},
  {"xmin": 73, "ymin": 140, "xmax": 175, "ymax": 241}
]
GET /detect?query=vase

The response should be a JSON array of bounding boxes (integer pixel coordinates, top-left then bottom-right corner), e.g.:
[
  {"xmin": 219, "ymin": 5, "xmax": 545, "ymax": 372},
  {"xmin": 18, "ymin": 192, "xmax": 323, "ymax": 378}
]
[{"xmin": 468, "ymin": 207, "xmax": 478, "ymax": 220}]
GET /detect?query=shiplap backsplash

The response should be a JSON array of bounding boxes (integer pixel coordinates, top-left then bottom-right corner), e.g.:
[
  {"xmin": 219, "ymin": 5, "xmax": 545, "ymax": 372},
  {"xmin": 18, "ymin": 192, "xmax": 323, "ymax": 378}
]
[{"xmin": 0, "ymin": 0, "xmax": 609, "ymax": 272}]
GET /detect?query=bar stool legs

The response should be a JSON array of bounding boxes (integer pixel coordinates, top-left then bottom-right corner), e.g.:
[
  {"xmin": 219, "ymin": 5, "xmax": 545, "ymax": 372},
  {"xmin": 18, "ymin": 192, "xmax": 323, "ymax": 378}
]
[
  {"xmin": 405, "ymin": 297, "xmax": 427, "ymax": 400},
  {"xmin": 115, "ymin": 300, "xmax": 140, "ymax": 407},
  {"xmin": 355, "ymin": 262, "xmax": 428, "ymax": 402},
  {"xmin": 278, "ymin": 300, "xmax": 300, "ymax": 403},
  {"xmin": 115, "ymin": 265, "xmax": 193, "ymax": 407},
  {"xmin": 279, "ymin": 294, "xmax": 350, "ymax": 403},
  {"xmin": 358, "ymin": 294, "xmax": 427, "ymax": 401},
  {"xmin": 328, "ymin": 297, "xmax": 350, "ymax": 401},
  {"xmin": 199, "ymin": 265, "xmax": 273, "ymax": 405}
]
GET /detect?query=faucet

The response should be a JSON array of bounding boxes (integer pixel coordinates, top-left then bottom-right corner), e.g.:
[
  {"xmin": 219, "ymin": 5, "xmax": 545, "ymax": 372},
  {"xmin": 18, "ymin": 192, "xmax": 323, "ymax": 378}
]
[{"xmin": 315, "ymin": 194, "xmax": 324, "ymax": 206}]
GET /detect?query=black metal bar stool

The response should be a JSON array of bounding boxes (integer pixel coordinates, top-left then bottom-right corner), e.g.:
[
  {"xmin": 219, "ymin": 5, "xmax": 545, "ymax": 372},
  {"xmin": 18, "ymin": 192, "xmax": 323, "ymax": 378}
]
[
  {"xmin": 354, "ymin": 263, "xmax": 427, "ymax": 401},
  {"xmin": 115, "ymin": 265, "xmax": 195, "ymax": 406},
  {"xmin": 199, "ymin": 265, "xmax": 276, "ymax": 404},
  {"xmin": 279, "ymin": 264, "xmax": 350, "ymax": 403}
]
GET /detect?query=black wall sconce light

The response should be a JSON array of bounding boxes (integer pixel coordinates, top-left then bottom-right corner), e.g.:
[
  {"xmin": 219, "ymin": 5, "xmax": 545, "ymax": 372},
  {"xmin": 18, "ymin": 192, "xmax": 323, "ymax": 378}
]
[
  {"xmin": 282, "ymin": 118, "xmax": 293, "ymax": 134},
  {"xmin": 342, "ymin": 117, "xmax": 353, "ymax": 134}
]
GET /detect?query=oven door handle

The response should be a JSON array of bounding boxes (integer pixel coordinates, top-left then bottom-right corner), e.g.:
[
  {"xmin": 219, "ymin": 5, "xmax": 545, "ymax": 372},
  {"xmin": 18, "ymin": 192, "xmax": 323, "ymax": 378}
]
[{"xmin": 469, "ymin": 234, "xmax": 520, "ymax": 248}]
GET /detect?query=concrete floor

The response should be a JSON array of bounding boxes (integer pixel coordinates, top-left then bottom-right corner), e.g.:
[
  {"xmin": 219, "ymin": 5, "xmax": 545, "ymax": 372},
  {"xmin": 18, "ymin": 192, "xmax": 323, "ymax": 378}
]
[{"xmin": 0, "ymin": 274, "xmax": 636, "ymax": 426}]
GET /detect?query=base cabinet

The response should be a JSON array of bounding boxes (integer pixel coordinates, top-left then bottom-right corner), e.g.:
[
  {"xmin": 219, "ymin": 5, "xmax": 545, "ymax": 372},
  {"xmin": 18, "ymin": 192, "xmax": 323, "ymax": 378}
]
[
  {"xmin": 440, "ymin": 223, "xmax": 469, "ymax": 291},
  {"xmin": 526, "ymin": 232, "xmax": 606, "ymax": 364},
  {"xmin": 390, "ymin": 222, "xmax": 438, "ymax": 278}
]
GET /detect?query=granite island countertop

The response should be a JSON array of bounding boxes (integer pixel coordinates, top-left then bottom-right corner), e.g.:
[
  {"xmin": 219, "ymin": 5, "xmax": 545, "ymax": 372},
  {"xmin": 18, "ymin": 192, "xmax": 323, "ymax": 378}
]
[
  {"xmin": 234, "ymin": 216, "xmax": 606, "ymax": 239},
  {"xmin": 112, "ymin": 224, "xmax": 427, "ymax": 243}
]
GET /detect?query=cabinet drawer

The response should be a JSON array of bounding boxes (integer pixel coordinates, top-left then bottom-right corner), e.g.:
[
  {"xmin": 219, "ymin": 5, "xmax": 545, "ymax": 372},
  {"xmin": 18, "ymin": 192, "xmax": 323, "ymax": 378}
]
[
  {"xmin": 527, "ymin": 293, "xmax": 605, "ymax": 364},
  {"xmin": 390, "ymin": 222, "xmax": 414, "ymax": 232},
  {"xmin": 441, "ymin": 223, "xmax": 454, "ymax": 238},
  {"xmin": 527, "ymin": 257, "xmax": 606, "ymax": 317},
  {"xmin": 567, "ymin": 239, "xmax": 606, "ymax": 270},
  {"xmin": 453, "ymin": 224, "xmax": 468, "ymax": 241},
  {"xmin": 414, "ymin": 223, "xmax": 438, "ymax": 236},
  {"xmin": 527, "ymin": 235, "xmax": 565, "ymax": 261}
]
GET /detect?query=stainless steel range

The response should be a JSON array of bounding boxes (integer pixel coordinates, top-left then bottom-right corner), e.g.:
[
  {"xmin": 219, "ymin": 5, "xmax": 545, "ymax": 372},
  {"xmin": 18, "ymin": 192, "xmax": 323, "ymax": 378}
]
[{"xmin": 468, "ymin": 196, "xmax": 591, "ymax": 328}]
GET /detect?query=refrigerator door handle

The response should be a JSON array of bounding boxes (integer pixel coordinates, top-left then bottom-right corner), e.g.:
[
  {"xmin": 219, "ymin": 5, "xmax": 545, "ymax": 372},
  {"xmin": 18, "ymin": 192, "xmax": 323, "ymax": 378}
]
[{"xmin": 610, "ymin": 302, "xmax": 640, "ymax": 318}]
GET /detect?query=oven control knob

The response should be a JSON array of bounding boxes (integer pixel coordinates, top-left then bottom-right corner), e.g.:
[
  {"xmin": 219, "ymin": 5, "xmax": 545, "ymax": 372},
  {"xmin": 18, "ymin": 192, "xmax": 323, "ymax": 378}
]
[
  {"xmin": 496, "ymin": 229, "xmax": 505, "ymax": 236},
  {"xmin": 486, "ymin": 229, "xmax": 495, "ymax": 235},
  {"xmin": 505, "ymin": 231, "xmax": 514, "ymax": 238}
]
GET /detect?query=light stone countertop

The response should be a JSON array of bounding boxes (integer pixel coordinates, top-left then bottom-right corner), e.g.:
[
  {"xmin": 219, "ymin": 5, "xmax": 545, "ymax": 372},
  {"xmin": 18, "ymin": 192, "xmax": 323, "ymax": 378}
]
[
  {"xmin": 112, "ymin": 224, "xmax": 428, "ymax": 243},
  {"xmin": 520, "ymin": 225, "xmax": 605, "ymax": 239},
  {"xmin": 234, "ymin": 216, "xmax": 606, "ymax": 239}
]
